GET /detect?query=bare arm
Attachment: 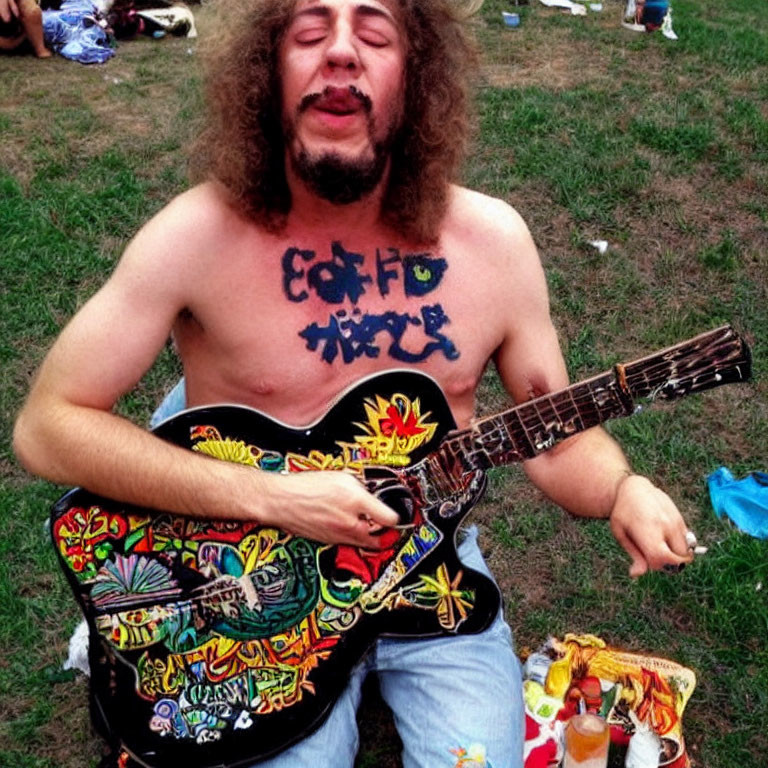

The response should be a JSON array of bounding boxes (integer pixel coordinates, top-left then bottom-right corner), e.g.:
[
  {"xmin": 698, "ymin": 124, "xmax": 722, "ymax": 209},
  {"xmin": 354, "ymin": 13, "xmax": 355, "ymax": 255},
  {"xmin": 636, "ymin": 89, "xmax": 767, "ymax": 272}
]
[
  {"xmin": 13, "ymin": 188, "xmax": 398, "ymax": 547},
  {"xmin": 489, "ymin": 205, "xmax": 692, "ymax": 576}
]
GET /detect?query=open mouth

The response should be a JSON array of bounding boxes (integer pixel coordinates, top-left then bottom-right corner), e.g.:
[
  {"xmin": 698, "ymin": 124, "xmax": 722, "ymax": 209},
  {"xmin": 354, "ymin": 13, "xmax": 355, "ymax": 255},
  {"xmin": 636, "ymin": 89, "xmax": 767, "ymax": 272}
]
[
  {"xmin": 317, "ymin": 105, "xmax": 357, "ymax": 117},
  {"xmin": 301, "ymin": 86, "xmax": 371, "ymax": 118}
]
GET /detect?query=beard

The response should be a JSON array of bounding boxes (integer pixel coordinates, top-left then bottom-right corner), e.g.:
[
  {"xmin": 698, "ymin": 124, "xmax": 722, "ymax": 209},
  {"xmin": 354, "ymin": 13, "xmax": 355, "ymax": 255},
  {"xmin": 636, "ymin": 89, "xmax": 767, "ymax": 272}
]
[
  {"xmin": 291, "ymin": 142, "xmax": 390, "ymax": 205},
  {"xmin": 286, "ymin": 86, "xmax": 401, "ymax": 205}
]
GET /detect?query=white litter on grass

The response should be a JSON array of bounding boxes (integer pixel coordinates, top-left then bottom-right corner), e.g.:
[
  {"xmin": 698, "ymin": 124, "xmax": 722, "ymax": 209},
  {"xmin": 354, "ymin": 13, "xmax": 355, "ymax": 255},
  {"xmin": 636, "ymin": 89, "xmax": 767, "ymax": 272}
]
[
  {"xmin": 661, "ymin": 8, "xmax": 678, "ymax": 40},
  {"xmin": 588, "ymin": 240, "xmax": 609, "ymax": 254},
  {"xmin": 539, "ymin": 0, "xmax": 587, "ymax": 16},
  {"xmin": 62, "ymin": 618, "xmax": 91, "ymax": 677}
]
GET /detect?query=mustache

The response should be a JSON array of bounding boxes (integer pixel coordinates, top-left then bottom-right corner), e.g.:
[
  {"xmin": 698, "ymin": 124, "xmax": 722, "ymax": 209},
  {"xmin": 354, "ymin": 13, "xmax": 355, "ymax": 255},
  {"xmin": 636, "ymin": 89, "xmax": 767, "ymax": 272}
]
[{"xmin": 298, "ymin": 85, "xmax": 373, "ymax": 114}]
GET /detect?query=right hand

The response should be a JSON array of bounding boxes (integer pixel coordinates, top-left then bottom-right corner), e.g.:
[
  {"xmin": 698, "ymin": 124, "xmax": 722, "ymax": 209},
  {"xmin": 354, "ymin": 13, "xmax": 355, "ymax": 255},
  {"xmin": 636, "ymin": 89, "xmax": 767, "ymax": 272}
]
[
  {"xmin": 0, "ymin": 0, "xmax": 19, "ymax": 24},
  {"xmin": 259, "ymin": 470, "xmax": 401, "ymax": 549}
]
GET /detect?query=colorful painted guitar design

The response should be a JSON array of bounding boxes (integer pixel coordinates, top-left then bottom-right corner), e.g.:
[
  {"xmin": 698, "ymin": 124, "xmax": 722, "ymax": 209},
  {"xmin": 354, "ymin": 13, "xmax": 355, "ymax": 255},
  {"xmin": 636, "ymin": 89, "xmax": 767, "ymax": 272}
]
[{"xmin": 50, "ymin": 325, "xmax": 751, "ymax": 768}]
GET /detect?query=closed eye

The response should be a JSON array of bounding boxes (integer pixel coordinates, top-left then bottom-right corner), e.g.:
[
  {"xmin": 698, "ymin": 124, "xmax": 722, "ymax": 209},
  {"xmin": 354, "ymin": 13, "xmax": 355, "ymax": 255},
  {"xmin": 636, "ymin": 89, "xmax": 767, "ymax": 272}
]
[
  {"xmin": 358, "ymin": 28, "xmax": 390, "ymax": 47},
  {"xmin": 295, "ymin": 27, "xmax": 328, "ymax": 45}
]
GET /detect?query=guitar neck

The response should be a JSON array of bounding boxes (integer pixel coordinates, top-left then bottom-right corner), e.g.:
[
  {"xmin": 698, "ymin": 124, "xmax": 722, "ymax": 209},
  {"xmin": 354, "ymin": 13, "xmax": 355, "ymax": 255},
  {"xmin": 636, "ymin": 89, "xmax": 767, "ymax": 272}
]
[{"xmin": 432, "ymin": 325, "xmax": 751, "ymax": 472}]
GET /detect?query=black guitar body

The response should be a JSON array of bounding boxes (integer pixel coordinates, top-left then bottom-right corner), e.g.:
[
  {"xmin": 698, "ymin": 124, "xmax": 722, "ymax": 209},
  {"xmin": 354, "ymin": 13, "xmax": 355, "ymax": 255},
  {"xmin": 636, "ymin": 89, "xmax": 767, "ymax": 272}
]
[
  {"xmin": 51, "ymin": 371, "xmax": 501, "ymax": 768},
  {"xmin": 50, "ymin": 325, "xmax": 753, "ymax": 767}
]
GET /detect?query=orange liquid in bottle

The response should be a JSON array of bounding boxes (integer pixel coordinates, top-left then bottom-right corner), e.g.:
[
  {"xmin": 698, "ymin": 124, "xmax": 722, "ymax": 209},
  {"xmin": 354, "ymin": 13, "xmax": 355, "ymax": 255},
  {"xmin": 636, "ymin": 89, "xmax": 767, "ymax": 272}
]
[{"xmin": 564, "ymin": 714, "xmax": 610, "ymax": 768}]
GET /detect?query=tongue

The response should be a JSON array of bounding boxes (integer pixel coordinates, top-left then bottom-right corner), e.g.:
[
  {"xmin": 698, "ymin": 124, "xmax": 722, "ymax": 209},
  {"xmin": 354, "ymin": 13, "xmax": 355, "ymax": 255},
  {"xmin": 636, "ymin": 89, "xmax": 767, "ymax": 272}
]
[{"xmin": 316, "ymin": 88, "xmax": 361, "ymax": 114}]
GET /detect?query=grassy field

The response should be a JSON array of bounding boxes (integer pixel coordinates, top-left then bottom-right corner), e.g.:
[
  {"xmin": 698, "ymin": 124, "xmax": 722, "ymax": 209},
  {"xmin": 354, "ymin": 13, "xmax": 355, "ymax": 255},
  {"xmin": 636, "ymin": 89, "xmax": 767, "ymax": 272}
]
[{"xmin": 1, "ymin": 0, "xmax": 767, "ymax": 766}]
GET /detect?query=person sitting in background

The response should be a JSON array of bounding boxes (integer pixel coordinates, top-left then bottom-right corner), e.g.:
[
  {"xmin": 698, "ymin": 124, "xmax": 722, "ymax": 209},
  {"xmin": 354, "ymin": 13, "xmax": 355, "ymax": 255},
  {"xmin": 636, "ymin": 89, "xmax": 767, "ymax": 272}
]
[{"xmin": 0, "ymin": 0, "xmax": 51, "ymax": 57}]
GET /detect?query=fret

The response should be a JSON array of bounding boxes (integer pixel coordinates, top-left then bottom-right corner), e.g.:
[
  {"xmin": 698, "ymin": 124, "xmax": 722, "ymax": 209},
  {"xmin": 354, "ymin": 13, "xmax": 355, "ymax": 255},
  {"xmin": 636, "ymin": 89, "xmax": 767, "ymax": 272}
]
[
  {"xmin": 469, "ymin": 416, "xmax": 522, "ymax": 468},
  {"xmin": 545, "ymin": 390, "xmax": 580, "ymax": 439},
  {"xmin": 563, "ymin": 387, "xmax": 587, "ymax": 433},
  {"xmin": 529, "ymin": 396, "xmax": 551, "ymax": 451},
  {"xmin": 515, "ymin": 394, "xmax": 569, "ymax": 455},
  {"xmin": 501, "ymin": 406, "xmax": 537, "ymax": 461},
  {"xmin": 548, "ymin": 389, "xmax": 581, "ymax": 436},
  {"xmin": 495, "ymin": 417, "xmax": 518, "ymax": 461},
  {"xmin": 468, "ymin": 422, "xmax": 500, "ymax": 469},
  {"xmin": 568, "ymin": 381, "xmax": 601, "ymax": 431},
  {"xmin": 441, "ymin": 431, "xmax": 477, "ymax": 473},
  {"xmin": 586, "ymin": 373, "xmax": 634, "ymax": 422}
]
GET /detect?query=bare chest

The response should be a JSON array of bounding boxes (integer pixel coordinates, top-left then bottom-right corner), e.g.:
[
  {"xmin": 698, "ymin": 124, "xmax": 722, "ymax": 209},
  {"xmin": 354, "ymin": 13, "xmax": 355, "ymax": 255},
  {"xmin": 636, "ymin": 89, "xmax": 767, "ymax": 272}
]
[{"xmin": 174, "ymin": 237, "xmax": 503, "ymax": 425}]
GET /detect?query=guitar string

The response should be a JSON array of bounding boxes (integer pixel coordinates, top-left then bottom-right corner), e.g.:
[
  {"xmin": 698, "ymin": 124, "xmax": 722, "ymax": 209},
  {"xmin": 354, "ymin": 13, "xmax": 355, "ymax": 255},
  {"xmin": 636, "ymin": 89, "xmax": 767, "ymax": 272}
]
[
  {"xmin": 446, "ymin": 369, "xmax": 724, "ymax": 449},
  {"xmin": 93, "ymin": 576, "xmax": 305, "ymax": 619},
  {"xmin": 468, "ymin": 352, "xmax": 745, "ymax": 435},
  {"xmin": 93, "ymin": 558, "xmax": 322, "ymax": 615},
  {"xmin": 413, "ymin": 351, "xmax": 746, "ymax": 472}
]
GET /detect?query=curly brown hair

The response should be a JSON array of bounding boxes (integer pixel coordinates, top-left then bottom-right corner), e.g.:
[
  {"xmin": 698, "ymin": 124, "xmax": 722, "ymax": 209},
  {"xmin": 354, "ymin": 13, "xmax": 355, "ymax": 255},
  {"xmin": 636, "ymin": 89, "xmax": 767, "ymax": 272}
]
[{"xmin": 191, "ymin": 0, "xmax": 478, "ymax": 243}]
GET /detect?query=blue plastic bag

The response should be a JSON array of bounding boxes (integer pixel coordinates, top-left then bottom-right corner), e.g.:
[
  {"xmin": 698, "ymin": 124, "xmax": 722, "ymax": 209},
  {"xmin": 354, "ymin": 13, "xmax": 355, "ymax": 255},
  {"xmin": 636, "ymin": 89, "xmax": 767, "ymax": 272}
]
[{"xmin": 707, "ymin": 467, "xmax": 768, "ymax": 539}]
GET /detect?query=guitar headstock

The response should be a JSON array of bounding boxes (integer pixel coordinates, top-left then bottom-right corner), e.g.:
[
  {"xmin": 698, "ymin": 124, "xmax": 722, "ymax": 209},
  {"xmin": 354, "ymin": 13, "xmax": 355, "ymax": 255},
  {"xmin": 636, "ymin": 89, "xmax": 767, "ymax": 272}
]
[{"xmin": 622, "ymin": 325, "xmax": 752, "ymax": 402}]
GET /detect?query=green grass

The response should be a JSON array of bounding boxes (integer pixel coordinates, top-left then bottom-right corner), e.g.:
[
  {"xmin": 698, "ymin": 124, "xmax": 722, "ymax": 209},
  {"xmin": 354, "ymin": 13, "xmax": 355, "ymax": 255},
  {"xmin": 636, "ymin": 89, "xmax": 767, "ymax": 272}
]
[{"xmin": 1, "ymin": 2, "xmax": 767, "ymax": 767}]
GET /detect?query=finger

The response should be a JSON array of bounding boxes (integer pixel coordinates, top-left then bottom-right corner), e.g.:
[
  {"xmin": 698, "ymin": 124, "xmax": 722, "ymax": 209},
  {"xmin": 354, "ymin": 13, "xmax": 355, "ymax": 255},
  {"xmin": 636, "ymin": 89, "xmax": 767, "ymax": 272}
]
[
  {"xmin": 646, "ymin": 539, "xmax": 692, "ymax": 574},
  {"xmin": 611, "ymin": 523, "xmax": 649, "ymax": 578},
  {"xmin": 665, "ymin": 519, "xmax": 694, "ymax": 559},
  {"xmin": 361, "ymin": 497, "xmax": 400, "ymax": 529}
]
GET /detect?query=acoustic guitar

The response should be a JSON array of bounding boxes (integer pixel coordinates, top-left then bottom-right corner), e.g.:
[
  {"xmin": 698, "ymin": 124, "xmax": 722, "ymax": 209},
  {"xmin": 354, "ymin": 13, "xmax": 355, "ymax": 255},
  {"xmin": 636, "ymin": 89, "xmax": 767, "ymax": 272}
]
[{"xmin": 50, "ymin": 325, "xmax": 750, "ymax": 767}]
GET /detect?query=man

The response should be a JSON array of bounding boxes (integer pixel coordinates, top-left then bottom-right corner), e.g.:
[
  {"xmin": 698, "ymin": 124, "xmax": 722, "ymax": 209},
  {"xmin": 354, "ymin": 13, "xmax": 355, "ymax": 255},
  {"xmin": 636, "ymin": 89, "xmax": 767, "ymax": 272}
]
[
  {"xmin": 13, "ymin": 1, "xmax": 694, "ymax": 766},
  {"xmin": 0, "ymin": 0, "xmax": 50, "ymax": 56}
]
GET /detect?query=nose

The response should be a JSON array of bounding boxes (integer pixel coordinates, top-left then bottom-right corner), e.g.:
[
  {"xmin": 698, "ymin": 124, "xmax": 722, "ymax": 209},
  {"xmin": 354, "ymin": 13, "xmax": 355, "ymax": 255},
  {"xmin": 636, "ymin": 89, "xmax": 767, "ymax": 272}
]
[{"xmin": 324, "ymin": 19, "xmax": 360, "ymax": 76}]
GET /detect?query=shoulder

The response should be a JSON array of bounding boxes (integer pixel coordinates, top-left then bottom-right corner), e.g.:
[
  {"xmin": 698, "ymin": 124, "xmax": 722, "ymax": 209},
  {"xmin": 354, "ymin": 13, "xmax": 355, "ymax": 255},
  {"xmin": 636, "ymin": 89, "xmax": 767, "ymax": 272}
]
[
  {"xmin": 443, "ymin": 185, "xmax": 554, "ymax": 337},
  {"xmin": 116, "ymin": 183, "xmax": 252, "ymax": 276},
  {"xmin": 140, "ymin": 182, "xmax": 248, "ymax": 248},
  {"xmin": 443, "ymin": 185, "xmax": 538, "ymax": 264},
  {"xmin": 95, "ymin": 182, "xmax": 259, "ymax": 312},
  {"xmin": 441, "ymin": 185, "xmax": 543, "ymax": 288}
]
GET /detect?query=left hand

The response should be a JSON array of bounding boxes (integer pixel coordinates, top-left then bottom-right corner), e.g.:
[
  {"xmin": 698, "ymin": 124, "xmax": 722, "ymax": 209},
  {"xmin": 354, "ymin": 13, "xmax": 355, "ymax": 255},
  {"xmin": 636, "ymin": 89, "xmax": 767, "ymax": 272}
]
[{"xmin": 609, "ymin": 474, "xmax": 693, "ymax": 577}]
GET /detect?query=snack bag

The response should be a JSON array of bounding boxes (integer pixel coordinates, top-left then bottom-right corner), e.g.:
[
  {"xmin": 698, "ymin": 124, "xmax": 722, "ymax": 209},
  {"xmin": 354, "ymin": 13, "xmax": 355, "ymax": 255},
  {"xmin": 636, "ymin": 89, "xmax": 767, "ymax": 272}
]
[{"xmin": 522, "ymin": 634, "xmax": 696, "ymax": 768}]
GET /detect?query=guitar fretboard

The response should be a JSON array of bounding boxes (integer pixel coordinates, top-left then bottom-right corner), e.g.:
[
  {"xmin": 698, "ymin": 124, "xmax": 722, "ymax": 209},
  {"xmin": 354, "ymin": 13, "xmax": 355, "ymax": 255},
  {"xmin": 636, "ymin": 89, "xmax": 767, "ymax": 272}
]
[{"xmin": 404, "ymin": 325, "xmax": 750, "ymax": 496}]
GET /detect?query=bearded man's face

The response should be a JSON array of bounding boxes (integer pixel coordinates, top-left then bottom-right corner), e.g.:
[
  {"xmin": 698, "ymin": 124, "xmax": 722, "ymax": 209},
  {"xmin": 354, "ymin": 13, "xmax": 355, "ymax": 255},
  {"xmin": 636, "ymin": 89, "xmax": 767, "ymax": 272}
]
[{"xmin": 279, "ymin": 0, "xmax": 405, "ymax": 204}]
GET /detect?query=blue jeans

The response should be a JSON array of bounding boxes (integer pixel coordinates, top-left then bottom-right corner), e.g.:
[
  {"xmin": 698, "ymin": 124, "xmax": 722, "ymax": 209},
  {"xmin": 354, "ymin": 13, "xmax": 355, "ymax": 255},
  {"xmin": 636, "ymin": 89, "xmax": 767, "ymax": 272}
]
[{"xmin": 151, "ymin": 382, "xmax": 524, "ymax": 768}]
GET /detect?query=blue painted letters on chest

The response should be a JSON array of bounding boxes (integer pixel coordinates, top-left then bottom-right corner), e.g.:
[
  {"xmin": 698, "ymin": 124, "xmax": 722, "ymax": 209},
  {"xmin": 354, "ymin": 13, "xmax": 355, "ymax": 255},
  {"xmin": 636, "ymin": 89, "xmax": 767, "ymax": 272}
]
[
  {"xmin": 283, "ymin": 243, "xmax": 371, "ymax": 304},
  {"xmin": 281, "ymin": 242, "xmax": 458, "ymax": 365},
  {"xmin": 300, "ymin": 306, "xmax": 459, "ymax": 365}
]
